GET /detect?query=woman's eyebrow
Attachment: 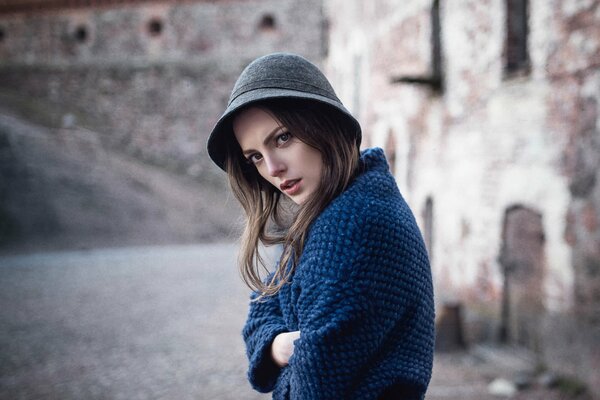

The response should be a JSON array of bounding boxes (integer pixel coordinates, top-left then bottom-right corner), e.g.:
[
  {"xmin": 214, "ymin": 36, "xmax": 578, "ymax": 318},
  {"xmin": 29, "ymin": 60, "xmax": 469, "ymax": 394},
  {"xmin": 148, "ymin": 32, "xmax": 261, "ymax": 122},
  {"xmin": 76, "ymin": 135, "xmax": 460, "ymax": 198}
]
[{"xmin": 241, "ymin": 126, "xmax": 285, "ymax": 156}]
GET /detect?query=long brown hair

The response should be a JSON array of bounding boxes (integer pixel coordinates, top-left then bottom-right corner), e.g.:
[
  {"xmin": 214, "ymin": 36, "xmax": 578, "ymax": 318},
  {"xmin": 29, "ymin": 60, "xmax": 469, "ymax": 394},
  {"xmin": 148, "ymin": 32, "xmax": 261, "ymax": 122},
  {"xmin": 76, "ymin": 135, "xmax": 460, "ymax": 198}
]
[{"xmin": 224, "ymin": 98, "xmax": 360, "ymax": 299}]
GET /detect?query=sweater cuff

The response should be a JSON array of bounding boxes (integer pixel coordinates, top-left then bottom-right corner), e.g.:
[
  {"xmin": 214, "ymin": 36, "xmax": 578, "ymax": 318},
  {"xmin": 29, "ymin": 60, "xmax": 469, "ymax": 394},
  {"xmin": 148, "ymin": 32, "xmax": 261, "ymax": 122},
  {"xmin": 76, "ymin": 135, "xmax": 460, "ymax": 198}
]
[{"xmin": 248, "ymin": 324, "xmax": 288, "ymax": 393}]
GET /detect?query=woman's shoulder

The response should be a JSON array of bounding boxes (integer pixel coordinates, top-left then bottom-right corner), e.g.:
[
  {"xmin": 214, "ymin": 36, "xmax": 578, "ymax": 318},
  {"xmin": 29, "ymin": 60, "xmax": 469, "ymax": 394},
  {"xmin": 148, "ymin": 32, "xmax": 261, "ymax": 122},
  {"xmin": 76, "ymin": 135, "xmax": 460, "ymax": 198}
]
[
  {"xmin": 315, "ymin": 148, "xmax": 405, "ymax": 220},
  {"xmin": 305, "ymin": 149, "xmax": 418, "ymax": 248},
  {"xmin": 298, "ymin": 148, "xmax": 428, "ymax": 278}
]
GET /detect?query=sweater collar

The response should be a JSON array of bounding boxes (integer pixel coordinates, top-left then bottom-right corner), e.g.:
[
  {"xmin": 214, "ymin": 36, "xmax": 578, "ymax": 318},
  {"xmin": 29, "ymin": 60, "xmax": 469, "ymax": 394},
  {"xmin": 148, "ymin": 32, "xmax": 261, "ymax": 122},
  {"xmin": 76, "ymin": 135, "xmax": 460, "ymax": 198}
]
[
  {"xmin": 338, "ymin": 147, "xmax": 393, "ymax": 198},
  {"xmin": 359, "ymin": 147, "xmax": 389, "ymax": 173}
]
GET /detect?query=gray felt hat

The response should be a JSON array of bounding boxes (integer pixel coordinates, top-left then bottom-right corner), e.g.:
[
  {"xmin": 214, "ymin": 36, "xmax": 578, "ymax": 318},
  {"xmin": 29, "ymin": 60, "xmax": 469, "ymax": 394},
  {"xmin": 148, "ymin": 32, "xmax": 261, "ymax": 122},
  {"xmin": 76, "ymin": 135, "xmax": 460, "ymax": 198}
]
[{"xmin": 206, "ymin": 52, "xmax": 362, "ymax": 171}]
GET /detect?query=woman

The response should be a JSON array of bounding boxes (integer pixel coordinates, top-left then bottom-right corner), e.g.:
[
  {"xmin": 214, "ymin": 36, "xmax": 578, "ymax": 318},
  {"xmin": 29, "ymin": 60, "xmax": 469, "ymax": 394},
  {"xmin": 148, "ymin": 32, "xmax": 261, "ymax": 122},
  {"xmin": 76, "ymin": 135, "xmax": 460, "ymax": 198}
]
[{"xmin": 207, "ymin": 53, "xmax": 434, "ymax": 400}]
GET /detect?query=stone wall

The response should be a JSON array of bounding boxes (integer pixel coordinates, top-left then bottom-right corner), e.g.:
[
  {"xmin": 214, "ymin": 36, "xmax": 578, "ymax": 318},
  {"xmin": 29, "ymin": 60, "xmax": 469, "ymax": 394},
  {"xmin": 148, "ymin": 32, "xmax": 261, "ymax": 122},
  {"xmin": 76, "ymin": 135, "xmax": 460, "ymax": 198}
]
[
  {"xmin": 547, "ymin": 0, "xmax": 600, "ymax": 391},
  {"xmin": 0, "ymin": 0, "xmax": 326, "ymax": 249},
  {"xmin": 0, "ymin": 0, "xmax": 325, "ymax": 178},
  {"xmin": 326, "ymin": 0, "xmax": 599, "ymax": 394}
]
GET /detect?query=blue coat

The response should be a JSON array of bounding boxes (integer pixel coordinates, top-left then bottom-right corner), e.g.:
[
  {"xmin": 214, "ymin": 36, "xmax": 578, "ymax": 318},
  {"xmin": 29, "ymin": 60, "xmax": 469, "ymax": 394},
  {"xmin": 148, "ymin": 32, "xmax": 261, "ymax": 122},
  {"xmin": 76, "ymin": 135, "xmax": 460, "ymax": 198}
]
[{"xmin": 242, "ymin": 148, "xmax": 435, "ymax": 400}]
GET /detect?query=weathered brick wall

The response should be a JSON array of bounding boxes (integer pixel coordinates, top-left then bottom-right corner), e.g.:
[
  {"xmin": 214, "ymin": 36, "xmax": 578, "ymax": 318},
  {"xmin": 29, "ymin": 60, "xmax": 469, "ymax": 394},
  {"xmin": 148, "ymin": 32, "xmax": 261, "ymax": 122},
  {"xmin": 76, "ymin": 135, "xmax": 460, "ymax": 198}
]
[
  {"xmin": 0, "ymin": 0, "xmax": 325, "ymax": 177},
  {"xmin": 327, "ymin": 0, "xmax": 599, "ymax": 393},
  {"xmin": 546, "ymin": 0, "xmax": 600, "ymax": 392}
]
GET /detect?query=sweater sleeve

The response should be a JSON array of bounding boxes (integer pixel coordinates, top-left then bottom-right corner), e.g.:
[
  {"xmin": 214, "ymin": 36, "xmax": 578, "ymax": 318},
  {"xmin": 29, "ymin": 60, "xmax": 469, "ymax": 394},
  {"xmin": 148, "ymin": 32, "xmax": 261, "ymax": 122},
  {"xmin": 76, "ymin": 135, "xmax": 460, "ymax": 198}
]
[
  {"xmin": 242, "ymin": 286, "xmax": 289, "ymax": 393},
  {"xmin": 287, "ymin": 207, "xmax": 432, "ymax": 399}
]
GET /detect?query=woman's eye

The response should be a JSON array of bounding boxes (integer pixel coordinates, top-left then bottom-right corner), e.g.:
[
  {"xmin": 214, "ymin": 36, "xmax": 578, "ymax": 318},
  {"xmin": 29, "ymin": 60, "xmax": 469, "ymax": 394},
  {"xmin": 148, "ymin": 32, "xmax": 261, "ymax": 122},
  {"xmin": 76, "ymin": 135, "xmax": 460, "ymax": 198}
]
[
  {"xmin": 248, "ymin": 153, "xmax": 263, "ymax": 164},
  {"xmin": 276, "ymin": 132, "xmax": 291, "ymax": 146}
]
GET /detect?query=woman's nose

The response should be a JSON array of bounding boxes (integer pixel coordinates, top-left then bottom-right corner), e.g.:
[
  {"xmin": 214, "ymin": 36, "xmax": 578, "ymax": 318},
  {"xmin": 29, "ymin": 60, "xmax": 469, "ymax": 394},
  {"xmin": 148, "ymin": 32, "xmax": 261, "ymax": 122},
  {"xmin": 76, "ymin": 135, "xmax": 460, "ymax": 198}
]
[{"xmin": 265, "ymin": 155, "xmax": 286, "ymax": 177}]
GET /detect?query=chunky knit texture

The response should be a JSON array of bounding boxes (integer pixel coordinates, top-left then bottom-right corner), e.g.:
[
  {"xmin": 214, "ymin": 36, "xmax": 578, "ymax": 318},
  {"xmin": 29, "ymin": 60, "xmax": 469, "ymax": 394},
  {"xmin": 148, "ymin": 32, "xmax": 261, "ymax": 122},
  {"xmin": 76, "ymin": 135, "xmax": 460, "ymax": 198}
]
[{"xmin": 242, "ymin": 148, "xmax": 435, "ymax": 400}]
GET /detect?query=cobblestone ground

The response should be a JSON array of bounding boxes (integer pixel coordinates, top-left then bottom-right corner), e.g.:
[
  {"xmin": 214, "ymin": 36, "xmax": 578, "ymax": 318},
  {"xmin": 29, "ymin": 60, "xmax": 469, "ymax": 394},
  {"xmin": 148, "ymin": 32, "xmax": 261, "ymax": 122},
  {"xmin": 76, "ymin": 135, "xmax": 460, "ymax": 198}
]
[
  {"xmin": 428, "ymin": 349, "xmax": 584, "ymax": 400},
  {"xmin": 0, "ymin": 243, "xmax": 269, "ymax": 400},
  {"xmin": 0, "ymin": 243, "xmax": 586, "ymax": 400}
]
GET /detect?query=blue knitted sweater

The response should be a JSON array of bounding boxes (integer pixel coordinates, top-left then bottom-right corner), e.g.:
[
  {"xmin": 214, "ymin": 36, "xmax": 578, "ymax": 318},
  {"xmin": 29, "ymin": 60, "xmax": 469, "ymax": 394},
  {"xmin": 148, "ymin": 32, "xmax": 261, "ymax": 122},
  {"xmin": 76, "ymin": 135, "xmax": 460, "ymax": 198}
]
[{"xmin": 242, "ymin": 148, "xmax": 435, "ymax": 400}]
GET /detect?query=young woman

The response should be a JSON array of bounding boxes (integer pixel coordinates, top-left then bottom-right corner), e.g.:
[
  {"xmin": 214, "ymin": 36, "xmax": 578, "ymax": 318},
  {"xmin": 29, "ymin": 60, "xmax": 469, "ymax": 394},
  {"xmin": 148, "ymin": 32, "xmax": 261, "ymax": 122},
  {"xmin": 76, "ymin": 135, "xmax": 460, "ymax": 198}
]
[{"xmin": 207, "ymin": 53, "xmax": 434, "ymax": 400}]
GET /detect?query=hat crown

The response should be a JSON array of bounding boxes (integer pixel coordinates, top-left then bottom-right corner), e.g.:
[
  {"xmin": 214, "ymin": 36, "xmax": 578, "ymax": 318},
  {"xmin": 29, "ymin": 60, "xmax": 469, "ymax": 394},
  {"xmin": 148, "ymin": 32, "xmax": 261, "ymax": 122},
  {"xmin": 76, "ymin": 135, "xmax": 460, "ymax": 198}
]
[
  {"xmin": 229, "ymin": 53, "xmax": 339, "ymax": 106},
  {"xmin": 207, "ymin": 52, "xmax": 361, "ymax": 171}
]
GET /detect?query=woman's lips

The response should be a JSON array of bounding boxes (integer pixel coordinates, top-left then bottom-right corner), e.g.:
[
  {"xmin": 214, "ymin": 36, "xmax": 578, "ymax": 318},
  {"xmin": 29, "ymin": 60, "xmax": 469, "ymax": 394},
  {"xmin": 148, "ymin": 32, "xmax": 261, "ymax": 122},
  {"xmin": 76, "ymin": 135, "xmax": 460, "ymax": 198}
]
[{"xmin": 280, "ymin": 179, "xmax": 301, "ymax": 195}]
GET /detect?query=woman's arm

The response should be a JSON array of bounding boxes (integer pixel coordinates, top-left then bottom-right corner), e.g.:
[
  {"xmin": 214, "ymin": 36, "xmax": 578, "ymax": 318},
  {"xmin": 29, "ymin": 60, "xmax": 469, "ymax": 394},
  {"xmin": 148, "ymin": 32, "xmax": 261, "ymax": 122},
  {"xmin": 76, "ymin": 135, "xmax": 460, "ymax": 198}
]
[{"xmin": 242, "ymin": 290, "xmax": 289, "ymax": 393}]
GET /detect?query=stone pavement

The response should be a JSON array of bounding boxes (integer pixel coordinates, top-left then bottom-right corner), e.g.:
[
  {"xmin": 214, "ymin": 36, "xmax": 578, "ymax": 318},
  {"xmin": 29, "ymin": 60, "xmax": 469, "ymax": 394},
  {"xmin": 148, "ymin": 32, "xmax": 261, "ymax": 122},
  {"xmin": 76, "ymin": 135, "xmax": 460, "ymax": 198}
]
[
  {"xmin": 0, "ymin": 243, "xmax": 267, "ymax": 400},
  {"xmin": 0, "ymin": 243, "xmax": 587, "ymax": 399}
]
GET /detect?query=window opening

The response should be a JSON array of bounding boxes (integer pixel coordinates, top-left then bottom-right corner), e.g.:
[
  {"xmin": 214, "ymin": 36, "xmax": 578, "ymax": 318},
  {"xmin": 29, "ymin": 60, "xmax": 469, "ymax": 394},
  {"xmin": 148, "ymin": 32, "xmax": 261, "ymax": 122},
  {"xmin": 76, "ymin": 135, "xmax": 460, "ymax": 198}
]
[
  {"xmin": 147, "ymin": 18, "xmax": 163, "ymax": 37},
  {"xmin": 504, "ymin": 0, "xmax": 530, "ymax": 76},
  {"xmin": 74, "ymin": 24, "xmax": 88, "ymax": 43},
  {"xmin": 391, "ymin": 0, "xmax": 443, "ymax": 93},
  {"xmin": 430, "ymin": 0, "xmax": 443, "ymax": 90},
  {"xmin": 259, "ymin": 14, "xmax": 276, "ymax": 31}
]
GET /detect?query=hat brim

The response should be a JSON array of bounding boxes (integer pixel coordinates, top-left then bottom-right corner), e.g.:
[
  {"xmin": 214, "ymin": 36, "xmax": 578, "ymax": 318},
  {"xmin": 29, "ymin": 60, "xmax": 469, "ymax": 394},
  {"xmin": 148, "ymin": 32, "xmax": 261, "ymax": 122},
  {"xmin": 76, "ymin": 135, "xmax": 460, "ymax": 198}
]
[{"xmin": 207, "ymin": 88, "xmax": 361, "ymax": 171}]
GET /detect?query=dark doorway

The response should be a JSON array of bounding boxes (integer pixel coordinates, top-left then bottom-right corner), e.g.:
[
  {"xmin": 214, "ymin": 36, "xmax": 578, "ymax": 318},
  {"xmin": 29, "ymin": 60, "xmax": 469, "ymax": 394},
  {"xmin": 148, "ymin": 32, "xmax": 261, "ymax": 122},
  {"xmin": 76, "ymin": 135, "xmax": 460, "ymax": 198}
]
[{"xmin": 498, "ymin": 205, "xmax": 545, "ymax": 350}]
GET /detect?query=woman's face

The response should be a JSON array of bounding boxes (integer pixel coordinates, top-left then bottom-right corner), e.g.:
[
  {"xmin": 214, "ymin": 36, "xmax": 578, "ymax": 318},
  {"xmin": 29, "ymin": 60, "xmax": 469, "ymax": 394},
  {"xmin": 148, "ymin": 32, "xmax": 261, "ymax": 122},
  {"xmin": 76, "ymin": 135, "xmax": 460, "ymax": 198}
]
[{"xmin": 233, "ymin": 107, "xmax": 324, "ymax": 205}]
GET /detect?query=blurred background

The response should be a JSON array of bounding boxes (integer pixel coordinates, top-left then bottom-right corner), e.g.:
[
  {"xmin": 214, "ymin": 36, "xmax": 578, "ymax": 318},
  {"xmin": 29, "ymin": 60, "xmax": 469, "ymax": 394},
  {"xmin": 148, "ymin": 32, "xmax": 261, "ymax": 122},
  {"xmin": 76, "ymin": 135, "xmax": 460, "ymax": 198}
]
[{"xmin": 0, "ymin": 0, "xmax": 598, "ymax": 399}]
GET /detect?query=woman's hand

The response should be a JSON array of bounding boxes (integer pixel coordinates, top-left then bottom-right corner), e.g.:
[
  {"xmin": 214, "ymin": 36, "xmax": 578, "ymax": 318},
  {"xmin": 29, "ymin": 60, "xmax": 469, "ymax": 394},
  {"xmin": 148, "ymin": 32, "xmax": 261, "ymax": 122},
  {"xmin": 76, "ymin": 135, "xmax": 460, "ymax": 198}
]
[{"xmin": 271, "ymin": 331, "xmax": 300, "ymax": 367}]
